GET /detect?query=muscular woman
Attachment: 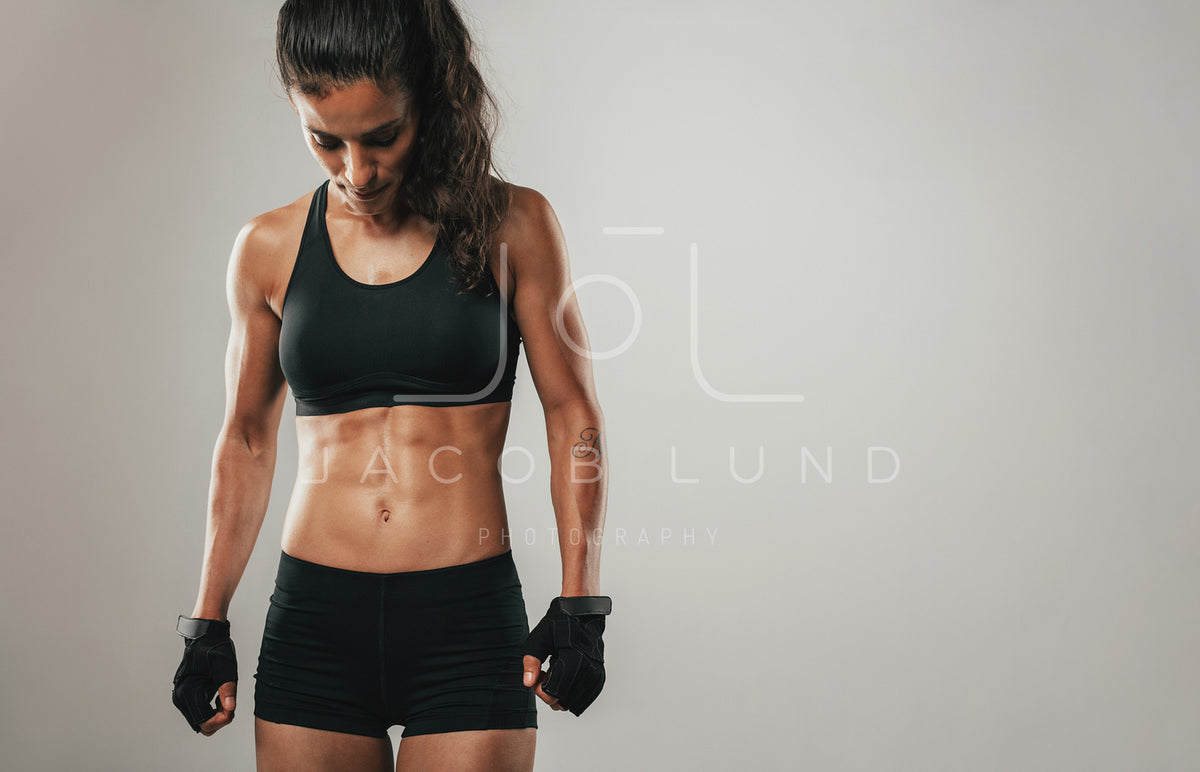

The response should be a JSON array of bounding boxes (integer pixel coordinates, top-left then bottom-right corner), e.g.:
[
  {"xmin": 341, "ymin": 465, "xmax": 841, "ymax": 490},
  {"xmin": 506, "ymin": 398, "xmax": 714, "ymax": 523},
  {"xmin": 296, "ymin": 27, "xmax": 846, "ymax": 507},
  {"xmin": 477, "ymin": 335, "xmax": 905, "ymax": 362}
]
[{"xmin": 169, "ymin": 2, "xmax": 610, "ymax": 770}]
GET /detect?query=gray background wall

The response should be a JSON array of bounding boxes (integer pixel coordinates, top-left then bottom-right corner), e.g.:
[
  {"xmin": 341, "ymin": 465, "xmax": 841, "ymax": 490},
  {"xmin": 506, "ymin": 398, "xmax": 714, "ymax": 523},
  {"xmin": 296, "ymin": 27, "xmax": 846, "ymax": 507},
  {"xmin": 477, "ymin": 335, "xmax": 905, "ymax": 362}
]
[{"xmin": 1, "ymin": 1, "xmax": 1197, "ymax": 769}]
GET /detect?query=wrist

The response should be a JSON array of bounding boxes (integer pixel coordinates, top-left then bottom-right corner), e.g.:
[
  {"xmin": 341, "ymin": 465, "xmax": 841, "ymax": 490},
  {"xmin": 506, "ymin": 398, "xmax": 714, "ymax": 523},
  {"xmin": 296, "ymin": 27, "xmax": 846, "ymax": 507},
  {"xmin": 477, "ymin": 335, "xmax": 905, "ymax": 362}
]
[
  {"xmin": 190, "ymin": 605, "xmax": 228, "ymax": 624},
  {"xmin": 560, "ymin": 589, "xmax": 601, "ymax": 598},
  {"xmin": 190, "ymin": 605, "xmax": 228, "ymax": 622}
]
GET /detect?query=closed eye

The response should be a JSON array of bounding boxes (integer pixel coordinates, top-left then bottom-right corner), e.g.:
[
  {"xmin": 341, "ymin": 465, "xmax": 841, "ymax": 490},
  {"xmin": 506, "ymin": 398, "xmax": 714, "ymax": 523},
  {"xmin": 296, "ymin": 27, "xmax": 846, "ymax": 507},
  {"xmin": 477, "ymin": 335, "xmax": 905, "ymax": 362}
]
[{"xmin": 313, "ymin": 132, "xmax": 399, "ymax": 151}]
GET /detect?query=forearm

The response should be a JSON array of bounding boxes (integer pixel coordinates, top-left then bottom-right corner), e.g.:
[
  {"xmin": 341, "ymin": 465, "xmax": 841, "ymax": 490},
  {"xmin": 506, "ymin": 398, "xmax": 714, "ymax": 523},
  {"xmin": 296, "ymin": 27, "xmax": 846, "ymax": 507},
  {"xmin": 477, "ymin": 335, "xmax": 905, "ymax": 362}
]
[
  {"xmin": 545, "ymin": 401, "xmax": 608, "ymax": 597},
  {"xmin": 190, "ymin": 431, "xmax": 276, "ymax": 620}
]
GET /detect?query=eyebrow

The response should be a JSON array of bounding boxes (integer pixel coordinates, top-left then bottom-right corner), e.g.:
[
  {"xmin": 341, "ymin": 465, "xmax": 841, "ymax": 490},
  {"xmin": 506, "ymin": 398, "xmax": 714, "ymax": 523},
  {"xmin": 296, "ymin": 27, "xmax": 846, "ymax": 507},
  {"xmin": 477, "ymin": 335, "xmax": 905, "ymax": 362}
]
[{"xmin": 303, "ymin": 118, "xmax": 403, "ymax": 139}]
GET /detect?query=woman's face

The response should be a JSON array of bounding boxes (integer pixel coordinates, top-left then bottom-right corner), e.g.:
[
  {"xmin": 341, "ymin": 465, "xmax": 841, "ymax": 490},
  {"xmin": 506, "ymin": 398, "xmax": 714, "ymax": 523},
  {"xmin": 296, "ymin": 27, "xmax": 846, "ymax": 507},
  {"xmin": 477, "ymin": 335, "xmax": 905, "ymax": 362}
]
[{"xmin": 289, "ymin": 79, "xmax": 421, "ymax": 216}]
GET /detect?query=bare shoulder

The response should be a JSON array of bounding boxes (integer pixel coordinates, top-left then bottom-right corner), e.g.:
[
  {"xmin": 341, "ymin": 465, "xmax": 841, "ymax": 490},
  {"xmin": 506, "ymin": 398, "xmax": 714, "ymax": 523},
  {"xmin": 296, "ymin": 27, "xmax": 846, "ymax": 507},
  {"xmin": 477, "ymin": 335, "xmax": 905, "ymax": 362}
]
[
  {"xmin": 228, "ymin": 187, "xmax": 318, "ymax": 320},
  {"xmin": 492, "ymin": 182, "xmax": 569, "ymax": 291}
]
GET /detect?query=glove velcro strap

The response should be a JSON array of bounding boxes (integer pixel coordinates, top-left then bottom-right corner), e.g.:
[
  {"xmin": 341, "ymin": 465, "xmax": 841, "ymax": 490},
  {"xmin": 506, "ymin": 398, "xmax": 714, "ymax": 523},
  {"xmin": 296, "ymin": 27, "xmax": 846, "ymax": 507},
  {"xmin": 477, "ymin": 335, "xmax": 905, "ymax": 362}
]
[
  {"xmin": 177, "ymin": 615, "xmax": 230, "ymax": 639},
  {"xmin": 554, "ymin": 595, "xmax": 612, "ymax": 616}
]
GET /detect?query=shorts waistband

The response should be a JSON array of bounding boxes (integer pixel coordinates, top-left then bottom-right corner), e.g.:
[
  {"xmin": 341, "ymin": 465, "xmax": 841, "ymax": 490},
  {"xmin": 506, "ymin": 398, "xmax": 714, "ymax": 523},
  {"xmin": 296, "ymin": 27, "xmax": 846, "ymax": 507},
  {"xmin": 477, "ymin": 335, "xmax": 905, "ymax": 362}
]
[
  {"xmin": 274, "ymin": 548, "xmax": 520, "ymax": 599},
  {"xmin": 280, "ymin": 548, "xmax": 515, "ymax": 578}
]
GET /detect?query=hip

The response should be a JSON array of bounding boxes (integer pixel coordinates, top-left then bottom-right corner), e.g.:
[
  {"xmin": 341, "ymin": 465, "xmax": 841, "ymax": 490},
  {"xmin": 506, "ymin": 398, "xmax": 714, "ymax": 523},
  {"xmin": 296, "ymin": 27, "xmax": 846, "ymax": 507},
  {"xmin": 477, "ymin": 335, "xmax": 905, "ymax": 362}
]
[{"xmin": 260, "ymin": 546, "xmax": 531, "ymax": 660}]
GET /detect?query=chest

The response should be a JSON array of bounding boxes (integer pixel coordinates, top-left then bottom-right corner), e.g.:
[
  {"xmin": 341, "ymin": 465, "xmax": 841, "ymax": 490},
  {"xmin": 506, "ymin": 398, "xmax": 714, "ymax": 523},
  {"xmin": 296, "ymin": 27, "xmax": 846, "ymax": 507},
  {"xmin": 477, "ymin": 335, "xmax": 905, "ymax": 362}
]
[{"xmin": 277, "ymin": 246, "xmax": 513, "ymax": 398}]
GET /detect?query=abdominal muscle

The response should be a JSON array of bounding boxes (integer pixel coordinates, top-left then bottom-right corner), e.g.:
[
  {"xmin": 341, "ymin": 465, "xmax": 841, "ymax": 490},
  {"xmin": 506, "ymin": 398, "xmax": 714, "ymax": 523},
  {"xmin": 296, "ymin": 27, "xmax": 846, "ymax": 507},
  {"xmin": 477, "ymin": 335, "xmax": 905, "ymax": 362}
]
[{"xmin": 280, "ymin": 400, "xmax": 516, "ymax": 573}]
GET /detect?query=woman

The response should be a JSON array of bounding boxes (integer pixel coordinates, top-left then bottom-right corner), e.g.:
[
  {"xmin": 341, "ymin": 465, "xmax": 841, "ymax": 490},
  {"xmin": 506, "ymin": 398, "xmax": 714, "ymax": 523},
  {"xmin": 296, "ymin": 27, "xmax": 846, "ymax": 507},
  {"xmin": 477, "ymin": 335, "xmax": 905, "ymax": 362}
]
[{"xmin": 169, "ymin": 1, "xmax": 611, "ymax": 770}]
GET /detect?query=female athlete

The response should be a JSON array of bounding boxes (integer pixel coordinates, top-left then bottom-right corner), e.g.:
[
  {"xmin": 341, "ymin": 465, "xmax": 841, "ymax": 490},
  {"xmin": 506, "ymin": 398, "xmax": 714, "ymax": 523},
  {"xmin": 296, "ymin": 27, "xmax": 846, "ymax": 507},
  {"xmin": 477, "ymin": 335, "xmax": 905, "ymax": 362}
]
[{"xmin": 169, "ymin": 2, "xmax": 611, "ymax": 770}]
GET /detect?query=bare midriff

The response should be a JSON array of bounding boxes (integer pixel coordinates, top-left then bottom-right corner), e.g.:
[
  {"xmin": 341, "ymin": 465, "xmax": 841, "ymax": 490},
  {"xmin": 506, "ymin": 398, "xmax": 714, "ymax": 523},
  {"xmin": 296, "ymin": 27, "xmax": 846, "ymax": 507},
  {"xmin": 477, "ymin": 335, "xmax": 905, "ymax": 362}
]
[{"xmin": 281, "ymin": 400, "xmax": 515, "ymax": 573}]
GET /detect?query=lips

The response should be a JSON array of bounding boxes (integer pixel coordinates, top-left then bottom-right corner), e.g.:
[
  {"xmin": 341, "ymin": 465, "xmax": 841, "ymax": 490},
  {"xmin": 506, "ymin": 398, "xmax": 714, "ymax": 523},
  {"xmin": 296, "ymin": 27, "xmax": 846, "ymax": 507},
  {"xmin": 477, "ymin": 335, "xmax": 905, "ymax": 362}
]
[{"xmin": 348, "ymin": 184, "xmax": 386, "ymax": 200}]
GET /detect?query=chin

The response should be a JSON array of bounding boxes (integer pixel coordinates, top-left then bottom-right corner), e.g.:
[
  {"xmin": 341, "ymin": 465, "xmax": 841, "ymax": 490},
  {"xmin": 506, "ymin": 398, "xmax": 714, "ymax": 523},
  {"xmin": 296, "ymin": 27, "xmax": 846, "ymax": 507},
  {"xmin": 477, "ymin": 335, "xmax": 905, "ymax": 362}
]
[{"xmin": 346, "ymin": 186, "xmax": 390, "ymax": 205}]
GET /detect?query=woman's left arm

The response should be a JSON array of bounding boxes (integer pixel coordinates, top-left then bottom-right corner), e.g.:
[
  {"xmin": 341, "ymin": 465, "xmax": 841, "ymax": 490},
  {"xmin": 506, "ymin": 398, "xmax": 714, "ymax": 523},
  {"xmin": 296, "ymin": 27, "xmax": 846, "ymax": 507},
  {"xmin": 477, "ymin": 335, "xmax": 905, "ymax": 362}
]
[{"xmin": 501, "ymin": 185, "xmax": 607, "ymax": 597}]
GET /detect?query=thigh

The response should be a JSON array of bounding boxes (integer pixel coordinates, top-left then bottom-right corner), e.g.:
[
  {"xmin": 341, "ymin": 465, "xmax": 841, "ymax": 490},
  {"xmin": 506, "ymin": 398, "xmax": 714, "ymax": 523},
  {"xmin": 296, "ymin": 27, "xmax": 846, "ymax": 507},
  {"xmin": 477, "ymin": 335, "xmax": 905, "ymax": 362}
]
[
  {"xmin": 395, "ymin": 727, "xmax": 536, "ymax": 772},
  {"xmin": 256, "ymin": 717, "xmax": 393, "ymax": 772}
]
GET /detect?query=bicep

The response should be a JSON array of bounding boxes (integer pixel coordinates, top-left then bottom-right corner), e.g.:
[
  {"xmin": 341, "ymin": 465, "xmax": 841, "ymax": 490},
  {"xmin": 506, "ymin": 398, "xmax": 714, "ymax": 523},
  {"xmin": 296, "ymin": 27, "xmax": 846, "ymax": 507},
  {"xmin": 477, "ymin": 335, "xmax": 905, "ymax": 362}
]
[
  {"xmin": 508, "ymin": 190, "xmax": 599, "ymax": 413},
  {"xmin": 221, "ymin": 220, "xmax": 288, "ymax": 451}
]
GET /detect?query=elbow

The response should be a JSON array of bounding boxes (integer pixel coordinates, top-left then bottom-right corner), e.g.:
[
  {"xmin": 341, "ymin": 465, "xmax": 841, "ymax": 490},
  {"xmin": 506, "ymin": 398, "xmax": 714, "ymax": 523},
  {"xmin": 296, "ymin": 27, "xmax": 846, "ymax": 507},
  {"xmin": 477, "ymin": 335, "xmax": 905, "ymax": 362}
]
[
  {"xmin": 220, "ymin": 420, "xmax": 277, "ymax": 460},
  {"xmin": 544, "ymin": 397, "xmax": 604, "ymax": 426}
]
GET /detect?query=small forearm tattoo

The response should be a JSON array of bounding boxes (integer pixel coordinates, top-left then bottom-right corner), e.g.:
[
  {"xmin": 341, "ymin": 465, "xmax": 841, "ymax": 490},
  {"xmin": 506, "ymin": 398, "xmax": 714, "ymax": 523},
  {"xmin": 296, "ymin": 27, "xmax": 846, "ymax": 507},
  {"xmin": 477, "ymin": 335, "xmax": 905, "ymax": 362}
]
[{"xmin": 572, "ymin": 428, "xmax": 601, "ymax": 461}]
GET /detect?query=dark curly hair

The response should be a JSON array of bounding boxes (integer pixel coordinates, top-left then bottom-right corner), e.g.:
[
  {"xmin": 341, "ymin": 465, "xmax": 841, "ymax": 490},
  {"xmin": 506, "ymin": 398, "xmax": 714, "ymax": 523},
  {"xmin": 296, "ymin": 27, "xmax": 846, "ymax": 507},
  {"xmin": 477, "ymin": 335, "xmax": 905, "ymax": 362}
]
[{"xmin": 276, "ymin": 0, "xmax": 511, "ymax": 295}]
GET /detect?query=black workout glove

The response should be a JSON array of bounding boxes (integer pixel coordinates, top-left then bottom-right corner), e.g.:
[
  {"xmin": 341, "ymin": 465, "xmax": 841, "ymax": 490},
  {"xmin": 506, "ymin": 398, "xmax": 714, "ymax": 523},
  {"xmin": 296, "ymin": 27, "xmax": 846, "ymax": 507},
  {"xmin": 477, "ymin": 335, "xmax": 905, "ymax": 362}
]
[
  {"xmin": 523, "ymin": 596, "xmax": 612, "ymax": 716},
  {"xmin": 171, "ymin": 615, "xmax": 238, "ymax": 733}
]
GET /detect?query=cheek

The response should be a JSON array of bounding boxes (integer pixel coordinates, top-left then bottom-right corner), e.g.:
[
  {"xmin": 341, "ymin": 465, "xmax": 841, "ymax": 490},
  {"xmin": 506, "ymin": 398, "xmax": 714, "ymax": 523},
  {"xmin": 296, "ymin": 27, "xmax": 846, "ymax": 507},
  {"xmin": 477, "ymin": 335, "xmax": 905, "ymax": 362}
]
[
  {"xmin": 395, "ymin": 127, "xmax": 421, "ymax": 160},
  {"xmin": 306, "ymin": 145, "xmax": 338, "ymax": 169},
  {"xmin": 383, "ymin": 144, "xmax": 419, "ymax": 171}
]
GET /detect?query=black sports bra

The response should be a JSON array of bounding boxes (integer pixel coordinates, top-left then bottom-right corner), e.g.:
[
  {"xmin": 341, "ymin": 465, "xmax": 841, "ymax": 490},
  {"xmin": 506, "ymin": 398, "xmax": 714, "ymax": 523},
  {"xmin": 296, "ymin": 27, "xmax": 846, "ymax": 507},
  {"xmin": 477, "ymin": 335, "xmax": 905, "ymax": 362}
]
[{"xmin": 278, "ymin": 180, "xmax": 522, "ymax": 416}]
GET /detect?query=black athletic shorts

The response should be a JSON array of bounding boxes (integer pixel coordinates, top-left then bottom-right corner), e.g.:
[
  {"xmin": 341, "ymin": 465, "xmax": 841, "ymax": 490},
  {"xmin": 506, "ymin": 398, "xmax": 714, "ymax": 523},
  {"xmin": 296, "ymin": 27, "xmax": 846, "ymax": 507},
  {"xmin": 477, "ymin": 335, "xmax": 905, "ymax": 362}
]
[{"xmin": 253, "ymin": 548, "xmax": 538, "ymax": 738}]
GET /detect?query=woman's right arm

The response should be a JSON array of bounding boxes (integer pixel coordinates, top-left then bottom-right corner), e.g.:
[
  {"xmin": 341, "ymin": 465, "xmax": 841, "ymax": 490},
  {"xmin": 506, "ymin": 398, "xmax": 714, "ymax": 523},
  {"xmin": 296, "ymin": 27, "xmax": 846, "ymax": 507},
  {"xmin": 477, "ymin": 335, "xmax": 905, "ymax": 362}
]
[{"xmin": 190, "ymin": 218, "xmax": 290, "ymax": 621}]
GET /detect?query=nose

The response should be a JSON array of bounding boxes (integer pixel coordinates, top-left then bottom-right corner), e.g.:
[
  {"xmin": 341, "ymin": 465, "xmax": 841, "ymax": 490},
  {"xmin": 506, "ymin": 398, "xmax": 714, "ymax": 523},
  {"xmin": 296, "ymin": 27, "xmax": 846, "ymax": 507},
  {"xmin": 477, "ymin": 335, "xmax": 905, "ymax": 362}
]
[{"xmin": 344, "ymin": 146, "xmax": 375, "ymax": 189}]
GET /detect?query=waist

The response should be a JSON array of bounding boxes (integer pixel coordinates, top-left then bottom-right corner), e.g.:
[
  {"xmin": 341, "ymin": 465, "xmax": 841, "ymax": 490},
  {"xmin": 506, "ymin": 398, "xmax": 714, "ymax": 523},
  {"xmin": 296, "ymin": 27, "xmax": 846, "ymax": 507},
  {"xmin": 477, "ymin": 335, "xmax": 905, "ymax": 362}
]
[{"xmin": 282, "ymin": 479, "xmax": 512, "ymax": 572}]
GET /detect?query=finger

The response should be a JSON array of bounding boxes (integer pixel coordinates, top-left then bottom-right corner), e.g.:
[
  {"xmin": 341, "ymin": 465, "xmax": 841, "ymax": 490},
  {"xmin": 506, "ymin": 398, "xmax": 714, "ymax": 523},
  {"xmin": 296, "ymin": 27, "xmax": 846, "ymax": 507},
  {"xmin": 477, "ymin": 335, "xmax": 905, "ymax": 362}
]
[
  {"xmin": 199, "ymin": 687, "xmax": 237, "ymax": 736},
  {"xmin": 522, "ymin": 655, "xmax": 542, "ymax": 688},
  {"xmin": 533, "ymin": 671, "xmax": 558, "ymax": 707},
  {"xmin": 534, "ymin": 679, "xmax": 559, "ymax": 707},
  {"xmin": 217, "ymin": 680, "xmax": 237, "ymax": 712},
  {"xmin": 173, "ymin": 677, "xmax": 218, "ymax": 732},
  {"xmin": 534, "ymin": 671, "xmax": 565, "ymax": 711},
  {"xmin": 543, "ymin": 650, "xmax": 584, "ymax": 703},
  {"xmin": 199, "ymin": 708, "xmax": 233, "ymax": 736}
]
